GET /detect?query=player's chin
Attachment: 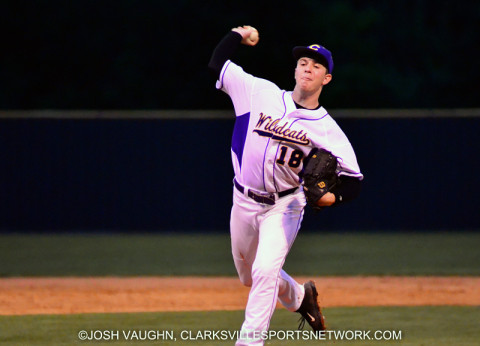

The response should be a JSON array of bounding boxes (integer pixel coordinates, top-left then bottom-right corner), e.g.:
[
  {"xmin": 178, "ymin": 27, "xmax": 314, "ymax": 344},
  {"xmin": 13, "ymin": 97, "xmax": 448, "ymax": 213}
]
[{"xmin": 297, "ymin": 83, "xmax": 316, "ymax": 93}]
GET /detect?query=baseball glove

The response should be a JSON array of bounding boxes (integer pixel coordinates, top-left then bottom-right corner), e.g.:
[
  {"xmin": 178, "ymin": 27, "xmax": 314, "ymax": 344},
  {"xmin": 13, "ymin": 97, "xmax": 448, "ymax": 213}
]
[{"xmin": 302, "ymin": 148, "xmax": 339, "ymax": 211}]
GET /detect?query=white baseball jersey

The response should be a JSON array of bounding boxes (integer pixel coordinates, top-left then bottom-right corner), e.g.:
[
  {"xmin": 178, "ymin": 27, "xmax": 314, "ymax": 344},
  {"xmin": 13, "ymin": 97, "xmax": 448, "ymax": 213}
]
[{"xmin": 217, "ymin": 60, "xmax": 363, "ymax": 194}]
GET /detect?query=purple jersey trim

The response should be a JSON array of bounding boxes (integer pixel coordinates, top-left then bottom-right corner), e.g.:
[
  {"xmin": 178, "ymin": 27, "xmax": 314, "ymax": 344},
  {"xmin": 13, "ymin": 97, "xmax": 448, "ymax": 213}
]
[
  {"xmin": 293, "ymin": 112, "xmax": 329, "ymax": 122},
  {"xmin": 218, "ymin": 61, "xmax": 232, "ymax": 89},
  {"xmin": 231, "ymin": 112, "xmax": 250, "ymax": 170},
  {"xmin": 269, "ymin": 92, "xmax": 289, "ymax": 192},
  {"xmin": 261, "ymin": 136, "xmax": 273, "ymax": 191},
  {"xmin": 272, "ymin": 144, "xmax": 282, "ymax": 192}
]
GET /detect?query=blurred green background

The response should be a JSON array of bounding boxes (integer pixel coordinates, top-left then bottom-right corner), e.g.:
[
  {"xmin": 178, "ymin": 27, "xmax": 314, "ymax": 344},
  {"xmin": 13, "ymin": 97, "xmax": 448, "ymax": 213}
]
[{"xmin": 1, "ymin": 232, "xmax": 479, "ymax": 276}]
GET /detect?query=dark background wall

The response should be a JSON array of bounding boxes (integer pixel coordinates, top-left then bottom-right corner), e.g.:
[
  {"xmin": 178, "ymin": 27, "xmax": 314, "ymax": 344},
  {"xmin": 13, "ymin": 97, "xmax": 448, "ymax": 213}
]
[
  {"xmin": 1, "ymin": 1, "xmax": 479, "ymax": 232},
  {"xmin": 1, "ymin": 115, "xmax": 478, "ymax": 232}
]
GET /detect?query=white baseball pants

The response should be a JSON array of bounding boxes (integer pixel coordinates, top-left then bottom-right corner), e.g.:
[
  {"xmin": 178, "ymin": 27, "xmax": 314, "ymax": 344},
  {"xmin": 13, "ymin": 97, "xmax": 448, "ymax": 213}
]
[{"xmin": 230, "ymin": 187, "xmax": 306, "ymax": 346}]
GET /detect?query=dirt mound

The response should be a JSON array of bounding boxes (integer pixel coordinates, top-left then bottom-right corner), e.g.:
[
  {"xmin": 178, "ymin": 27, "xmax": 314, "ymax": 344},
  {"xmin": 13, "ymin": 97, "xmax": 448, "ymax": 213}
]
[{"xmin": 1, "ymin": 276, "xmax": 479, "ymax": 315}]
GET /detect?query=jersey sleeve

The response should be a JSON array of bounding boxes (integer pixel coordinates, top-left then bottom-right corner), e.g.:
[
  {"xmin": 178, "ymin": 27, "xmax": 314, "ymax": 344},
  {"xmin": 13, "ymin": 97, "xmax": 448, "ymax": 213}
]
[
  {"xmin": 334, "ymin": 145, "xmax": 363, "ymax": 180},
  {"xmin": 216, "ymin": 61, "xmax": 256, "ymax": 116},
  {"xmin": 329, "ymin": 137, "xmax": 363, "ymax": 180},
  {"xmin": 315, "ymin": 117, "xmax": 364, "ymax": 180}
]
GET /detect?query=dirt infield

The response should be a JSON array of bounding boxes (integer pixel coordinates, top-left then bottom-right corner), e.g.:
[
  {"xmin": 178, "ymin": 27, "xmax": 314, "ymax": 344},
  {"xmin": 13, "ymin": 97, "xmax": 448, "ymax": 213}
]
[{"xmin": 1, "ymin": 276, "xmax": 479, "ymax": 315}]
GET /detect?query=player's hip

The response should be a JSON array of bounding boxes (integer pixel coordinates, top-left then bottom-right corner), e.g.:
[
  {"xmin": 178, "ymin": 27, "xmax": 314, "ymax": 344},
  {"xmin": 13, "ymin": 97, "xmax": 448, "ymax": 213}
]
[{"xmin": 232, "ymin": 180, "xmax": 306, "ymax": 210}]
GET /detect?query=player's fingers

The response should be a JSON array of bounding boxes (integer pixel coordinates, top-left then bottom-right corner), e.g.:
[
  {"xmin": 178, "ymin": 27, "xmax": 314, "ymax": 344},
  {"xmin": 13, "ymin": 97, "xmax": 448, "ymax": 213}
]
[
  {"xmin": 232, "ymin": 26, "xmax": 248, "ymax": 32},
  {"xmin": 231, "ymin": 26, "xmax": 246, "ymax": 36},
  {"xmin": 232, "ymin": 25, "xmax": 253, "ymax": 34}
]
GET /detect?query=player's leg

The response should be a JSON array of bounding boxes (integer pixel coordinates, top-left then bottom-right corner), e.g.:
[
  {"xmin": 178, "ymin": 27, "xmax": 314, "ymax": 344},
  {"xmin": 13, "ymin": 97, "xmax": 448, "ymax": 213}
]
[
  {"xmin": 236, "ymin": 192, "xmax": 305, "ymax": 345},
  {"xmin": 277, "ymin": 269, "xmax": 305, "ymax": 311},
  {"xmin": 230, "ymin": 187, "xmax": 260, "ymax": 287},
  {"xmin": 276, "ymin": 192, "xmax": 307, "ymax": 311}
]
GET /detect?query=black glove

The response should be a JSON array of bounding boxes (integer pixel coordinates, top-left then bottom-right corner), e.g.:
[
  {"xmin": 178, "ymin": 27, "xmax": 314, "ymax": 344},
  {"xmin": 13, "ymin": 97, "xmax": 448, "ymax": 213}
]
[{"xmin": 302, "ymin": 148, "xmax": 339, "ymax": 211}]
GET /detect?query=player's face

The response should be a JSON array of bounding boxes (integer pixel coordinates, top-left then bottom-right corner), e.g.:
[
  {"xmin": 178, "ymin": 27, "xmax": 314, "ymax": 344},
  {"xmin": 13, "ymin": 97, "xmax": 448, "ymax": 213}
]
[{"xmin": 294, "ymin": 57, "xmax": 332, "ymax": 93}]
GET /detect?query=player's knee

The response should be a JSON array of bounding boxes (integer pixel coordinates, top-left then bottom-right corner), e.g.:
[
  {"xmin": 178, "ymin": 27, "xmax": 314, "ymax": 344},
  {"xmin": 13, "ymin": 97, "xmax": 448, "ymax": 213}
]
[
  {"xmin": 239, "ymin": 275, "xmax": 252, "ymax": 287},
  {"xmin": 252, "ymin": 263, "xmax": 278, "ymax": 280},
  {"xmin": 233, "ymin": 255, "xmax": 253, "ymax": 287}
]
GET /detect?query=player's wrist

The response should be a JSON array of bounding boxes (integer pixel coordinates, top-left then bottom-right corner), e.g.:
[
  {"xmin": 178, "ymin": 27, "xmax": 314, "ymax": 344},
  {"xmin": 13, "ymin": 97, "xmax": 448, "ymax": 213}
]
[{"xmin": 230, "ymin": 30, "xmax": 244, "ymax": 40}]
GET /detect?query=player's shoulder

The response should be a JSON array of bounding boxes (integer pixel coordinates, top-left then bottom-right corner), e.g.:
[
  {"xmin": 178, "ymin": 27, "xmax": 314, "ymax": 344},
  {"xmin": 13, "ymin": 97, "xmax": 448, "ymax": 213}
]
[
  {"xmin": 321, "ymin": 110, "xmax": 346, "ymax": 131},
  {"xmin": 292, "ymin": 105, "xmax": 332, "ymax": 121},
  {"xmin": 297, "ymin": 106, "xmax": 348, "ymax": 136},
  {"xmin": 254, "ymin": 78, "xmax": 282, "ymax": 95},
  {"xmin": 227, "ymin": 61, "xmax": 280, "ymax": 90}
]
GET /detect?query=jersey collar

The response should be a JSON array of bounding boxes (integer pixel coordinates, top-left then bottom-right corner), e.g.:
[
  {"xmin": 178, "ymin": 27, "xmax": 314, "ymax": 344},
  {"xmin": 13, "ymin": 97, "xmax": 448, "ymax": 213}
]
[{"xmin": 284, "ymin": 92, "xmax": 327, "ymax": 118}]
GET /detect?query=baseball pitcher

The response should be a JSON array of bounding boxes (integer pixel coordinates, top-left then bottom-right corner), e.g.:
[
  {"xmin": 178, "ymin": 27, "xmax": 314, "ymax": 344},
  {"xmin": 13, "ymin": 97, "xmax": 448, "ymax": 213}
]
[{"xmin": 208, "ymin": 25, "xmax": 363, "ymax": 346}]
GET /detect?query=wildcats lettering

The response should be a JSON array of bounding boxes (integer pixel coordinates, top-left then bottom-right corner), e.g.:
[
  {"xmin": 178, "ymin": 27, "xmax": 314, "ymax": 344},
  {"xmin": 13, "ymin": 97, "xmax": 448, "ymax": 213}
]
[{"xmin": 254, "ymin": 112, "xmax": 310, "ymax": 145}]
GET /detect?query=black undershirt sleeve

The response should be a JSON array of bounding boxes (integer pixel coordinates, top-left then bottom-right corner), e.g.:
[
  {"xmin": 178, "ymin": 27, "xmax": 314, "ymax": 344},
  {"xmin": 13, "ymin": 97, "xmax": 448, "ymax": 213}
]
[
  {"xmin": 208, "ymin": 31, "xmax": 243, "ymax": 78},
  {"xmin": 331, "ymin": 175, "xmax": 362, "ymax": 205}
]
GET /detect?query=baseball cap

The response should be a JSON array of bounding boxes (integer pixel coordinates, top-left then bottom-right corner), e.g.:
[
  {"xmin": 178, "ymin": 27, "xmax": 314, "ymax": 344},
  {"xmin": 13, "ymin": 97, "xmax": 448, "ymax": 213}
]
[{"xmin": 292, "ymin": 44, "xmax": 334, "ymax": 73}]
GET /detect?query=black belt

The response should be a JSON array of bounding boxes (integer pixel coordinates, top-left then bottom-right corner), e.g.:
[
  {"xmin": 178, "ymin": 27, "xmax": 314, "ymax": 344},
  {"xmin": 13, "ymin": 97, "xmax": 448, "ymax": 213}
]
[{"xmin": 234, "ymin": 179, "xmax": 297, "ymax": 205}]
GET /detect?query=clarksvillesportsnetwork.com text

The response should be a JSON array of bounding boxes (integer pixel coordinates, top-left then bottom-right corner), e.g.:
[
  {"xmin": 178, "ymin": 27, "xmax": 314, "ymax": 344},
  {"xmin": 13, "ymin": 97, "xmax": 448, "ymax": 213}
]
[{"xmin": 78, "ymin": 329, "xmax": 402, "ymax": 342}]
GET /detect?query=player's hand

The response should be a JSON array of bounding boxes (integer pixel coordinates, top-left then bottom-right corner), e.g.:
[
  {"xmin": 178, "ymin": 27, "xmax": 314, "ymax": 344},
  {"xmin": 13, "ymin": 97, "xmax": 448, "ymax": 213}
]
[
  {"xmin": 232, "ymin": 25, "xmax": 259, "ymax": 46},
  {"xmin": 316, "ymin": 192, "xmax": 336, "ymax": 207}
]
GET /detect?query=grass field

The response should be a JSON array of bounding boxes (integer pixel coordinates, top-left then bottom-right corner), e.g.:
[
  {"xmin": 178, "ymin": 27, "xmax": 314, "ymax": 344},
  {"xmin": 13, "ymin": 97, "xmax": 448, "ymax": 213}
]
[
  {"xmin": 1, "ymin": 231, "xmax": 479, "ymax": 276},
  {"xmin": 1, "ymin": 231, "xmax": 479, "ymax": 345},
  {"xmin": 1, "ymin": 307, "xmax": 479, "ymax": 345}
]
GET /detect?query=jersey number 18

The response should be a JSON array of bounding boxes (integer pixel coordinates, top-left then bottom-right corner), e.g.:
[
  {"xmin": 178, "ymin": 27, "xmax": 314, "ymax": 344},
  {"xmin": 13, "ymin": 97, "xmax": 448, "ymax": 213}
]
[{"xmin": 276, "ymin": 146, "xmax": 304, "ymax": 168}]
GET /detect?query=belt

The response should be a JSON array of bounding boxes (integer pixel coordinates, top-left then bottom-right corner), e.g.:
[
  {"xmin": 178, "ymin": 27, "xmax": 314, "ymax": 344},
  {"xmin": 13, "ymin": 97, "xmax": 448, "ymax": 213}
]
[{"xmin": 234, "ymin": 179, "xmax": 297, "ymax": 205}]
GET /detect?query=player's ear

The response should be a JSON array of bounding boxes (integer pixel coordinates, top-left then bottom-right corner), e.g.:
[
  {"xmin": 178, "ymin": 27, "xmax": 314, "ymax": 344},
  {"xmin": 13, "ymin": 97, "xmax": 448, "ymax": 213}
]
[{"xmin": 322, "ymin": 74, "xmax": 332, "ymax": 86}]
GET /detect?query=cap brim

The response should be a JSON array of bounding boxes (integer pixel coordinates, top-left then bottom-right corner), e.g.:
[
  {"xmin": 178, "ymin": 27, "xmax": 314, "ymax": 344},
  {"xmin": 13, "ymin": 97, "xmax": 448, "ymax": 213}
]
[
  {"xmin": 293, "ymin": 47, "xmax": 316, "ymax": 61},
  {"xmin": 292, "ymin": 46, "xmax": 330, "ymax": 72}
]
